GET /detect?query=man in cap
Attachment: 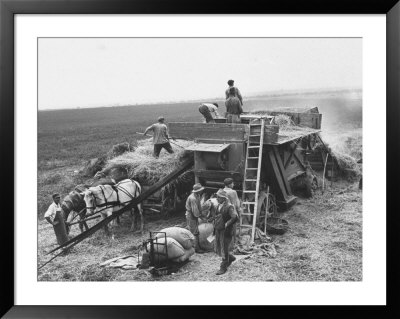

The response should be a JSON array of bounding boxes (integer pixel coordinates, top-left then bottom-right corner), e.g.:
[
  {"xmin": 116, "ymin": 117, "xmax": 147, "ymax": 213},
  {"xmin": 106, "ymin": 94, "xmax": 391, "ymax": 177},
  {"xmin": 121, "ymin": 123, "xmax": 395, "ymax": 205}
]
[
  {"xmin": 225, "ymin": 87, "xmax": 243, "ymax": 124},
  {"xmin": 44, "ymin": 193, "xmax": 69, "ymax": 246},
  {"xmin": 214, "ymin": 189, "xmax": 238, "ymax": 275},
  {"xmin": 225, "ymin": 79, "xmax": 243, "ymax": 106},
  {"xmin": 185, "ymin": 183, "xmax": 206, "ymax": 253},
  {"xmin": 198, "ymin": 102, "xmax": 220, "ymax": 123},
  {"xmin": 144, "ymin": 116, "xmax": 174, "ymax": 158}
]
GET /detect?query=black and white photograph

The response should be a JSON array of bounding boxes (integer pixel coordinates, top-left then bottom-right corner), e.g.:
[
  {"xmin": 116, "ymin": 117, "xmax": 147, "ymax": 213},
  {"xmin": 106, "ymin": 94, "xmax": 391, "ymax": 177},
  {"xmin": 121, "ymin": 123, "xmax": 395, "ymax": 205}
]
[{"xmin": 37, "ymin": 37, "xmax": 363, "ymax": 282}]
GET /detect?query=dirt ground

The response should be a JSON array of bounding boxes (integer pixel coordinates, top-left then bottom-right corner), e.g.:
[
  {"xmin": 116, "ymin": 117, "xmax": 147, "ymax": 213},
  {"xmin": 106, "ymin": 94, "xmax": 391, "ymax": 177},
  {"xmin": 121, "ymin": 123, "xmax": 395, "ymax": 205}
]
[{"xmin": 38, "ymin": 176, "xmax": 362, "ymax": 282}]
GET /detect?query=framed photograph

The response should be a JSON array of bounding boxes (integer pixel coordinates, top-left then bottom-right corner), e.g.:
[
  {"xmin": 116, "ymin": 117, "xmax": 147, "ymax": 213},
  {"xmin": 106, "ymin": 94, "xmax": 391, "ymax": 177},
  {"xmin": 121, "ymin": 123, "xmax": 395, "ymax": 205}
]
[{"xmin": 1, "ymin": 0, "xmax": 399, "ymax": 317}]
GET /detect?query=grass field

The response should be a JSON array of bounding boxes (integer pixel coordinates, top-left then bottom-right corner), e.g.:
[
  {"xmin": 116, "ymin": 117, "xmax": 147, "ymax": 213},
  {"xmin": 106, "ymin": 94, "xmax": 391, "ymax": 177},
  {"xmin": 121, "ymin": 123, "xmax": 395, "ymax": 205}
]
[{"xmin": 37, "ymin": 89, "xmax": 362, "ymax": 281}]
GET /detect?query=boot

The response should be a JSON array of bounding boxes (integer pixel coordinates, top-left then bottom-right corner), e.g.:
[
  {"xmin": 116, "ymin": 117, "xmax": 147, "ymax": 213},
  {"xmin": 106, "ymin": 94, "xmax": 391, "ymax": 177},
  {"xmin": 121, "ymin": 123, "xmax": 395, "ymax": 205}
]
[
  {"xmin": 216, "ymin": 267, "xmax": 227, "ymax": 275},
  {"xmin": 227, "ymin": 254, "xmax": 236, "ymax": 266},
  {"xmin": 195, "ymin": 235, "xmax": 206, "ymax": 254}
]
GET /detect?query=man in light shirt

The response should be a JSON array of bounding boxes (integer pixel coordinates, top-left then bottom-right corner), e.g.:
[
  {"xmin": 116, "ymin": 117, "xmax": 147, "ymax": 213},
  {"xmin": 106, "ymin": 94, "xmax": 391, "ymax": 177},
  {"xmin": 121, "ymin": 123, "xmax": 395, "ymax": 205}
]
[
  {"xmin": 185, "ymin": 183, "xmax": 207, "ymax": 254},
  {"xmin": 144, "ymin": 116, "xmax": 174, "ymax": 158},
  {"xmin": 223, "ymin": 178, "xmax": 242, "ymax": 218},
  {"xmin": 198, "ymin": 102, "xmax": 220, "ymax": 123},
  {"xmin": 44, "ymin": 193, "xmax": 69, "ymax": 245}
]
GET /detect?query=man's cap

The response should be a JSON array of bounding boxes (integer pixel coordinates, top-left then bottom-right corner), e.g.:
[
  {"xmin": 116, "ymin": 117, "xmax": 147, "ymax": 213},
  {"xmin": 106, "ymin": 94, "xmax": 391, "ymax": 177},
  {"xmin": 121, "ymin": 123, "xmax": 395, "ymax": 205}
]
[
  {"xmin": 213, "ymin": 103, "xmax": 219, "ymax": 108},
  {"xmin": 216, "ymin": 189, "xmax": 228, "ymax": 199},
  {"xmin": 227, "ymin": 79, "xmax": 234, "ymax": 85},
  {"xmin": 158, "ymin": 116, "xmax": 165, "ymax": 122},
  {"xmin": 52, "ymin": 193, "xmax": 61, "ymax": 199},
  {"xmin": 192, "ymin": 183, "xmax": 205, "ymax": 193},
  {"xmin": 224, "ymin": 178, "xmax": 234, "ymax": 186}
]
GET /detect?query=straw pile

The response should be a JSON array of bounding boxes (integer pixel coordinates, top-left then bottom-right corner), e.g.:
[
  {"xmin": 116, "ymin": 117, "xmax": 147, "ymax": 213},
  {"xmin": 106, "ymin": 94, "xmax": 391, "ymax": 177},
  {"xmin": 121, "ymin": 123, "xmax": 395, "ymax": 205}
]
[
  {"xmin": 271, "ymin": 114, "xmax": 294, "ymax": 128},
  {"xmin": 315, "ymin": 140, "xmax": 361, "ymax": 179},
  {"xmin": 103, "ymin": 138, "xmax": 194, "ymax": 192}
]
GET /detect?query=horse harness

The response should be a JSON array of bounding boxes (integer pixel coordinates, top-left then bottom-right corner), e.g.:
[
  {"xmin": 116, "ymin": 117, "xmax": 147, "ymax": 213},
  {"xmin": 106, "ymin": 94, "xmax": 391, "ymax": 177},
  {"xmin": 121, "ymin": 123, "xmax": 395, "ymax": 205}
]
[{"xmin": 88, "ymin": 180, "xmax": 141, "ymax": 210}]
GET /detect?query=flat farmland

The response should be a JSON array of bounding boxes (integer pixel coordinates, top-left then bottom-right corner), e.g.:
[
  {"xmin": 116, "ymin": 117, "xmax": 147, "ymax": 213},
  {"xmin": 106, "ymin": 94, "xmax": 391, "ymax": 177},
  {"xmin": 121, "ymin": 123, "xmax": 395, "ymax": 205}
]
[{"xmin": 38, "ymin": 90, "xmax": 362, "ymax": 168}]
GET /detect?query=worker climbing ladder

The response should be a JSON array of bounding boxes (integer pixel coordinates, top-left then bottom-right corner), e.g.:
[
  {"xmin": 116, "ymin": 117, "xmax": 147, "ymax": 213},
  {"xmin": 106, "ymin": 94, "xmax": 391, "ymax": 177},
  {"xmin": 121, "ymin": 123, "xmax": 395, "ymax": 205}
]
[{"xmin": 240, "ymin": 117, "xmax": 266, "ymax": 243}]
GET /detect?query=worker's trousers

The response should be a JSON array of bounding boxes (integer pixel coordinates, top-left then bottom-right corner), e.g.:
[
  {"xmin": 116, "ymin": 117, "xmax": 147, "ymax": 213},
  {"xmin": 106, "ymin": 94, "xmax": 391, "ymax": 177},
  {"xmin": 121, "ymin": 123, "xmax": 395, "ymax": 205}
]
[
  {"xmin": 226, "ymin": 113, "xmax": 241, "ymax": 124},
  {"xmin": 153, "ymin": 142, "xmax": 174, "ymax": 158},
  {"xmin": 215, "ymin": 228, "xmax": 235, "ymax": 270},
  {"xmin": 199, "ymin": 105, "xmax": 215, "ymax": 123}
]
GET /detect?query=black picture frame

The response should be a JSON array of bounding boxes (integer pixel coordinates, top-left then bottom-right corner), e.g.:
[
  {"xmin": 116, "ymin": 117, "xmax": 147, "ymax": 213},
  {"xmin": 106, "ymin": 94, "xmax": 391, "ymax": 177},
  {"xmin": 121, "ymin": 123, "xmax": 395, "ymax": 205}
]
[{"xmin": 1, "ymin": 0, "xmax": 399, "ymax": 317}]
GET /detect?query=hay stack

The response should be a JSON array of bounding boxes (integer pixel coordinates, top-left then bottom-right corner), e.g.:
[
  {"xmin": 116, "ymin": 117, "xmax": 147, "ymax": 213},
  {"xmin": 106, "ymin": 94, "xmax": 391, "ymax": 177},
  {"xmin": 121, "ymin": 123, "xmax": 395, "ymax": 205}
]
[{"xmin": 104, "ymin": 138, "xmax": 194, "ymax": 192}]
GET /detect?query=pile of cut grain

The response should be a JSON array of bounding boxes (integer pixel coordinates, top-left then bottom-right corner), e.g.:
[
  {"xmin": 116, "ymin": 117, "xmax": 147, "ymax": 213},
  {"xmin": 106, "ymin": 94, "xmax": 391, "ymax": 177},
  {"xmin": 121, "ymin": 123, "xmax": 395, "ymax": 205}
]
[
  {"xmin": 315, "ymin": 140, "xmax": 361, "ymax": 178},
  {"xmin": 104, "ymin": 138, "xmax": 194, "ymax": 192},
  {"xmin": 271, "ymin": 114, "xmax": 294, "ymax": 128}
]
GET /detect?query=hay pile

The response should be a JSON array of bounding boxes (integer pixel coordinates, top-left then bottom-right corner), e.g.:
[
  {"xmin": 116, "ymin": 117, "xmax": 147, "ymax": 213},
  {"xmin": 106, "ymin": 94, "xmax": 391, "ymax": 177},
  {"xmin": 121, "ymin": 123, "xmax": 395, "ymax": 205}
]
[
  {"xmin": 315, "ymin": 139, "xmax": 361, "ymax": 178},
  {"xmin": 271, "ymin": 114, "xmax": 294, "ymax": 128},
  {"xmin": 277, "ymin": 125, "xmax": 317, "ymax": 141},
  {"xmin": 103, "ymin": 138, "xmax": 194, "ymax": 192}
]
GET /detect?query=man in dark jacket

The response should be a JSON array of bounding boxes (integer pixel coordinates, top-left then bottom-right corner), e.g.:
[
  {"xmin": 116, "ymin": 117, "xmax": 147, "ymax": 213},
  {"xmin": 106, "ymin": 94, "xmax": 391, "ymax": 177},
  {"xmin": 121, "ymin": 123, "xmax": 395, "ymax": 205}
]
[{"xmin": 214, "ymin": 189, "xmax": 238, "ymax": 275}]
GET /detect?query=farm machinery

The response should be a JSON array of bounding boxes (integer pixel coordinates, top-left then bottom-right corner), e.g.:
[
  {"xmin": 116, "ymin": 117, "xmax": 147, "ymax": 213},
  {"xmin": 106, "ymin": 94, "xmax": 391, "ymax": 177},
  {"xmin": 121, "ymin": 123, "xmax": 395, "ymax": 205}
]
[{"xmin": 168, "ymin": 106, "xmax": 332, "ymax": 242}]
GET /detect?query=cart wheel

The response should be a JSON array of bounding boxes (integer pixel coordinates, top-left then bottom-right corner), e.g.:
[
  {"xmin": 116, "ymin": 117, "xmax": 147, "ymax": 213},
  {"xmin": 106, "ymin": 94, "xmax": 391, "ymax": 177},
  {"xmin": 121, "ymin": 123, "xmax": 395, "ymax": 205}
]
[
  {"xmin": 258, "ymin": 192, "xmax": 277, "ymax": 229},
  {"xmin": 304, "ymin": 175, "xmax": 318, "ymax": 198},
  {"xmin": 311, "ymin": 176, "xmax": 318, "ymax": 195},
  {"xmin": 162, "ymin": 195, "xmax": 175, "ymax": 217}
]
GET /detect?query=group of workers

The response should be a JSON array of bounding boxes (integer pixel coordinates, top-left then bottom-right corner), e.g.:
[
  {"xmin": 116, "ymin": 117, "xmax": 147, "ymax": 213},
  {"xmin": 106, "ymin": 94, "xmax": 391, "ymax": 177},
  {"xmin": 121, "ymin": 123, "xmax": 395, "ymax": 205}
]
[
  {"xmin": 144, "ymin": 79, "xmax": 244, "ymax": 158},
  {"xmin": 185, "ymin": 177, "xmax": 242, "ymax": 275},
  {"xmin": 198, "ymin": 79, "xmax": 243, "ymax": 124}
]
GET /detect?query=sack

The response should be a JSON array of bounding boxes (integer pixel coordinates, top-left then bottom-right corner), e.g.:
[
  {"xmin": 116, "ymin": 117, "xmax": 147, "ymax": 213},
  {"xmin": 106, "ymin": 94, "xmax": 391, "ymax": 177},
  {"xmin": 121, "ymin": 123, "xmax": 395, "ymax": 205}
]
[
  {"xmin": 198, "ymin": 223, "xmax": 215, "ymax": 252},
  {"xmin": 155, "ymin": 227, "xmax": 195, "ymax": 250},
  {"xmin": 146, "ymin": 237, "xmax": 185, "ymax": 261},
  {"xmin": 171, "ymin": 247, "xmax": 195, "ymax": 263}
]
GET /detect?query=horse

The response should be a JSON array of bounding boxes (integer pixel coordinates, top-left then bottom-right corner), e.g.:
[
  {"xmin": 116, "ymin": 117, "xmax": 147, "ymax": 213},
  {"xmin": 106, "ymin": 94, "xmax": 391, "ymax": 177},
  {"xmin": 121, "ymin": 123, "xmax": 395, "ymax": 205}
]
[
  {"xmin": 82, "ymin": 179, "xmax": 143, "ymax": 238},
  {"xmin": 61, "ymin": 184, "xmax": 89, "ymax": 234}
]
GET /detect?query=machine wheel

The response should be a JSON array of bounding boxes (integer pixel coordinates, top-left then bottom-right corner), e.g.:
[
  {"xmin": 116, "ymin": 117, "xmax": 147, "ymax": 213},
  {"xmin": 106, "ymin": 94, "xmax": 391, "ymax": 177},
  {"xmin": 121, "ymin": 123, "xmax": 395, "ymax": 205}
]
[
  {"xmin": 304, "ymin": 176, "xmax": 318, "ymax": 198},
  {"xmin": 311, "ymin": 176, "xmax": 318, "ymax": 195},
  {"xmin": 258, "ymin": 192, "xmax": 277, "ymax": 231}
]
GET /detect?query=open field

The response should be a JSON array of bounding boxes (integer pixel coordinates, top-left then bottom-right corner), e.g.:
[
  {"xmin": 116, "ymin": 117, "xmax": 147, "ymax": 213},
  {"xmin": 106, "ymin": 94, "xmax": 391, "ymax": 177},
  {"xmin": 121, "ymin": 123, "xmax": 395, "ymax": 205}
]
[{"xmin": 38, "ymin": 89, "xmax": 362, "ymax": 281}]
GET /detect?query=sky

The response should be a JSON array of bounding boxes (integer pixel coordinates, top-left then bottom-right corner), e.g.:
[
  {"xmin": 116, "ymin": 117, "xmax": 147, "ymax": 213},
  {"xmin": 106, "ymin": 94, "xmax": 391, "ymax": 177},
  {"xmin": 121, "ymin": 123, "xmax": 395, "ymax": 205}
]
[{"xmin": 38, "ymin": 38, "xmax": 362, "ymax": 110}]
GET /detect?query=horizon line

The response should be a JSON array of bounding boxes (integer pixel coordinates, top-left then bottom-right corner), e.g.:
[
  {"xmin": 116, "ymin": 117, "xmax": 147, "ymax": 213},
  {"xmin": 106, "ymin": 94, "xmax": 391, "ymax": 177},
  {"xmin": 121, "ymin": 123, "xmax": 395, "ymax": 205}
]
[{"xmin": 39, "ymin": 86, "xmax": 362, "ymax": 111}]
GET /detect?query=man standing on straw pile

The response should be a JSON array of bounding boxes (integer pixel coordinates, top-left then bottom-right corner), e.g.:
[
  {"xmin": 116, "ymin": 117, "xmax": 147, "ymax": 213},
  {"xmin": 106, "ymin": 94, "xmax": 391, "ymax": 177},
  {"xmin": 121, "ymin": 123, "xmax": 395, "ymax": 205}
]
[
  {"xmin": 44, "ymin": 193, "xmax": 69, "ymax": 246},
  {"xmin": 185, "ymin": 183, "xmax": 206, "ymax": 254},
  {"xmin": 214, "ymin": 189, "xmax": 238, "ymax": 275},
  {"xmin": 198, "ymin": 102, "xmax": 220, "ymax": 123},
  {"xmin": 225, "ymin": 87, "xmax": 243, "ymax": 124},
  {"xmin": 225, "ymin": 79, "xmax": 243, "ymax": 106},
  {"xmin": 144, "ymin": 116, "xmax": 174, "ymax": 158}
]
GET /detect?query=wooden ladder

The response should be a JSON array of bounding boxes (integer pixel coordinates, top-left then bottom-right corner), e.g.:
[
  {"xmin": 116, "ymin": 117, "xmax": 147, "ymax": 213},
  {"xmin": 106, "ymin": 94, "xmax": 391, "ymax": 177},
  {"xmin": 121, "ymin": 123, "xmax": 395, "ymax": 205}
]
[{"xmin": 240, "ymin": 117, "xmax": 266, "ymax": 243}]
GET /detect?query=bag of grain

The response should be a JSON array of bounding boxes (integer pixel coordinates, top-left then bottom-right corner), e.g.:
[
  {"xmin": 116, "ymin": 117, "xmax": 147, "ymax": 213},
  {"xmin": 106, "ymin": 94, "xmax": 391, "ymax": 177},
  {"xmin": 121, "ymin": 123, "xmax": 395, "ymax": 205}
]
[
  {"xmin": 171, "ymin": 247, "xmax": 195, "ymax": 263},
  {"xmin": 155, "ymin": 227, "xmax": 195, "ymax": 250},
  {"xmin": 198, "ymin": 222, "xmax": 215, "ymax": 252},
  {"xmin": 146, "ymin": 237, "xmax": 185, "ymax": 261}
]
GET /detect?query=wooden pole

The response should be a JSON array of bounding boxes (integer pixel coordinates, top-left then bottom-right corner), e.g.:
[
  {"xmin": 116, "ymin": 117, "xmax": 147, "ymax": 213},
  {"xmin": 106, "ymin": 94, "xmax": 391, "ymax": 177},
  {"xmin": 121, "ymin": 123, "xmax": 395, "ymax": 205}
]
[
  {"xmin": 330, "ymin": 155, "xmax": 334, "ymax": 188},
  {"xmin": 322, "ymin": 153, "xmax": 329, "ymax": 194}
]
